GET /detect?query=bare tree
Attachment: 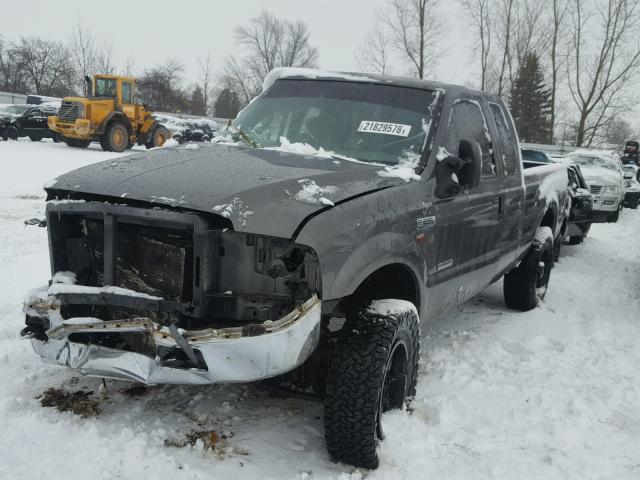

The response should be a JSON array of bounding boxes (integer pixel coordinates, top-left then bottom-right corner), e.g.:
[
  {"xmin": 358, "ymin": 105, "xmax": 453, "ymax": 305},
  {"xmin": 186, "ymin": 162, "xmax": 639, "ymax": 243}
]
[
  {"xmin": 0, "ymin": 36, "xmax": 29, "ymax": 93},
  {"xmin": 95, "ymin": 40, "xmax": 116, "ymax": 74},
  {"xmin": 548, "ymin": 0, "xmax": 569, "ymax": 142},
  {"xmin": 124, "ymin": 56, "xmax": 135, "ymax": 77},
  {"xmin": 70, "ymin": 23, "xmax": 97, "ymax": 94},
  {"xmin": 14, "ymin": 36, "xmax": 75, "ymax": 96},
  {"xmin": 355, "ymin": 24, "xmax": 394, "ymax": 75},
  {"xmin": 568, "ymin": 0, "xmax": 640, "ymax": 146},
  {"xmin": 460, "ymin": 0, "xmax": 492, "ymax": 90},
  {"xmin": 223, "ymin": 10, "xmax": 319, "ymax": 104},
  {"xmin": 197, "ymin": 53, "xmax": 213, "ymax": 116},
  {"xmin": 137, "ymin": 59, "xmax": 188, "ymax": 112},
  {"xmin": 381, "ymin": 0, "xmax": 444, "ymax": 79},
  {"xmin": 495, "ymin": 0, "xmax": 515, "ymax": 96}
]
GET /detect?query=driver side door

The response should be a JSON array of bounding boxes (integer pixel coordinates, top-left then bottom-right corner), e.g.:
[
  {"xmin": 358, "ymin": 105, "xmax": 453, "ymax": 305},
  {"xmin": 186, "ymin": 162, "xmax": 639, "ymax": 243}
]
[{"xmin": 431, "ymin": 96, "xmax": 504, "ymax": 299}]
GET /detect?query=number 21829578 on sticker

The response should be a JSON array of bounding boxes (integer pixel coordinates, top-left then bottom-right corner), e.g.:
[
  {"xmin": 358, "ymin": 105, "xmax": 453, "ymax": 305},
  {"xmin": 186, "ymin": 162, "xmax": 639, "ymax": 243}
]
[{"xmin": 357, "ymin": 121, "xmax": 412, "ymax": 137}]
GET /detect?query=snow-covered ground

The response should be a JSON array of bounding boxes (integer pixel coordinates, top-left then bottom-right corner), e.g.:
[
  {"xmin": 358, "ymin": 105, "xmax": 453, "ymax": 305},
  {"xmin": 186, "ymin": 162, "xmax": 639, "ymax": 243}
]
[{"xmin": 1, "ymin": 139, "xmax": 639, "ymax": 479}]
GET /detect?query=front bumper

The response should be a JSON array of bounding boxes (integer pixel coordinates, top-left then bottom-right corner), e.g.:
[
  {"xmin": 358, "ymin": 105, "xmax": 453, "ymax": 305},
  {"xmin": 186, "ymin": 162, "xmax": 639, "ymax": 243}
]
[
  {"xmin": 23, "ymin": 287, "xmax": 321, "ymax": 385},
  {"xmin": 592, "ymin": 194, "xmax": 620, "ymax": 212},
  {"xmin": 48, "ymin": 117, "xmax": 92, "ymax": 138}
]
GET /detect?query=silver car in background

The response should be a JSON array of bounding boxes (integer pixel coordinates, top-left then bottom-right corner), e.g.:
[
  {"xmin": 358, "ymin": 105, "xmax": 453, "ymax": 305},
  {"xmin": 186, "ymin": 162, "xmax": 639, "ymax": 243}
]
[{"xmin": 566, "ymin": 151, "xmax": 625, "ymax": 223}]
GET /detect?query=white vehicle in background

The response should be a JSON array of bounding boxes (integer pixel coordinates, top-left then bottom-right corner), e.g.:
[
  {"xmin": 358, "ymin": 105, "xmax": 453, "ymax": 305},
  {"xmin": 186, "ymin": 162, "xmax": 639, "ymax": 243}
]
[{"xmin": 566, "ymin": 150, "xmax": 625, "ymax": 223}]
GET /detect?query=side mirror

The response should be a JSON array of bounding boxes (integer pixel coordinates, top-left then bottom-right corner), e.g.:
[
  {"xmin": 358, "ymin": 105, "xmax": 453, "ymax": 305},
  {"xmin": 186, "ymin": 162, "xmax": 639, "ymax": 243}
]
[{"xmin": 458, "ymin": 140, "xmax": 482, "ymax": 188}]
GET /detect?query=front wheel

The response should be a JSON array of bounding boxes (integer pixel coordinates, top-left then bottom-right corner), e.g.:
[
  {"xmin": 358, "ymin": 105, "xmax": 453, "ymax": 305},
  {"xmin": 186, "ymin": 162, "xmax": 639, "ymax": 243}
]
[
  {"xmin": 504, "ymin": 226, "xmax": 554, "ymax": 311},
  {"xmin": 607, "ymin": 209, "xmax": 620, "ymax": 223},
  {"xmin": 146, "ymin": 125, "xmax": 170, "ymax": 149},
  {"xmin": 101, "ymin": 122, "xmax": 128, "ymax": 152},
  {"xmin": 324, "ymin": 300, "xmax": 420, "ymax": 469}
]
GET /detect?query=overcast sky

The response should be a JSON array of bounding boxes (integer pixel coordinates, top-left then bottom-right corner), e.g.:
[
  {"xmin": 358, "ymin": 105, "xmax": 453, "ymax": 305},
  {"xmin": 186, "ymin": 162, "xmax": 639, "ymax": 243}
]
[{"xmin": 1, "ymin": 0, "xmax": 475, "ymax": 85}]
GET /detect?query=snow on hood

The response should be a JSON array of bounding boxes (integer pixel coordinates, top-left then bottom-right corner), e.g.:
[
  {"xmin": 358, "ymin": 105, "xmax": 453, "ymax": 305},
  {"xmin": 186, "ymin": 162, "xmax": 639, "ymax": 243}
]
[
  {"xmin": 46, "ymin": 144, "xmax": 408, "ymax": 238},
  {"xmin": 263, "ymin": 67, "xmax": 381, "ymax": 92},
  {"xmin": 580, "ymin": 166, "xmax": 621, "ymax": 185}
]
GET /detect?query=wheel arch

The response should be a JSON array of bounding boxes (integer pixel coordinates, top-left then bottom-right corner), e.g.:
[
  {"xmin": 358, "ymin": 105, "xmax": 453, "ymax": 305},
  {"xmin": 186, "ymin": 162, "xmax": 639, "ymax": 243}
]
[{"xmin": 98, "ymin": 112, "xmax": 132, "ymax": 135}]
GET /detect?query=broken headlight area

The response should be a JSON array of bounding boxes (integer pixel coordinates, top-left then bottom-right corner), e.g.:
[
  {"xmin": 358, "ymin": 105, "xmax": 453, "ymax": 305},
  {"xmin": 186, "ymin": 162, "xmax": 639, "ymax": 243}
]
[{"xmin": 23, "ymin": 201, "xmax": 322, "ymax": 384}]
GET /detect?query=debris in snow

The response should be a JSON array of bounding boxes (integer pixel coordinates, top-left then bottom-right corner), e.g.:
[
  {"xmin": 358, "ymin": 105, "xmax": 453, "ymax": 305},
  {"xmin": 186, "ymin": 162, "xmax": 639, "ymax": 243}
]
[
  {"xmin": 265, "ymin": 136, "xmax": 334, "ymax": 158},
  {"xmin": 262, "ymin": 67, "xmax": 380, "ymax": 92},
  {"xmin": 165, "ymin": 430, "xmax": 248, "ymax": 459},
  {"xmin": 23, "ymin": 217, "xmax": 46, "ymax": 227},
  {"xmin": 293, "ymin": 179, "xmax": 337, "ymax": 205},
  {"xmin": 38, "ymin": 388, "xmax": 101, "ymax": 418},
  {"xmin": 377, "ymin": 150, "xmax": 422, "ymax": 182}
]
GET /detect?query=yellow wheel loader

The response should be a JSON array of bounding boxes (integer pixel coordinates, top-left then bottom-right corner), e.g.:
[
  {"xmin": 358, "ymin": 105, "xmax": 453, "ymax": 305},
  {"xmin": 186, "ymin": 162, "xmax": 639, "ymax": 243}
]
[{"xmin": 48, "ymin": 75, "xmax": 170, "ymax": 152}]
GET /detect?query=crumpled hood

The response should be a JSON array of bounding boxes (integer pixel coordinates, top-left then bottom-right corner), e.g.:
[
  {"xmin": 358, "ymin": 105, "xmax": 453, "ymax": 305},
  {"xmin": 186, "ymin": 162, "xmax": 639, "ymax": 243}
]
[
  {"xmin": 581, "ymin": 166, "xmax": 621, "ymax": 186},
  {"xmin": 47, "ymin": 143, "xmax": 410, "ymax": 238}
]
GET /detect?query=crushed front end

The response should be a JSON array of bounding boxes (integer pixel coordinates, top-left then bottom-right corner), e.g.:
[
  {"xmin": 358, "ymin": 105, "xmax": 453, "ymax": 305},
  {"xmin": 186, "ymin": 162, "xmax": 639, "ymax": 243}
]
[{"xmin": 23, "ymin": 201, "xmax": 321, "ymax": 385}]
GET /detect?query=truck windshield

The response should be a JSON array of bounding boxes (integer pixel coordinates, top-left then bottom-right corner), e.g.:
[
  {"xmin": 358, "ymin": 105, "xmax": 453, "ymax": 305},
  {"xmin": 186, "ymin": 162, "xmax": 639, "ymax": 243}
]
[{"xmin": 232, "ymin": 79, "xmax": 439, "ymax": 165}]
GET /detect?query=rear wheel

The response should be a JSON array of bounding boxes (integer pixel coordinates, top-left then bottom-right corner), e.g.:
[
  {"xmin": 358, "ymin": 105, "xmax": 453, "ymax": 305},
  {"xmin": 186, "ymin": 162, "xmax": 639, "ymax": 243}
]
[
  {"xmin": 101, "ymin": 122, "xmax": 128, "ymax": 152},
  {"xmin": 631, "ymin": 198, "xmax": 640, "ymax": 210},
  {"xmin": 324, "ymin": 301, "xmax": 420, "ymax": 469},
  {"xmin": 504, "ymin": 226, "xmax": 554, "ymax": 311},
  {"xmin": 7, "ymin": 126, "xmax": 18, "ymax": 140},
  {"xmin": 52, "ymin": 133, "xmax": 62, "ymax": 143},
  {"xmin": 146, "ymin": 125, "xmax": 170, "ymax": 149},
  {"xmin": 64, "ymin": 137, "xmax": 91, "ymax": 148}
]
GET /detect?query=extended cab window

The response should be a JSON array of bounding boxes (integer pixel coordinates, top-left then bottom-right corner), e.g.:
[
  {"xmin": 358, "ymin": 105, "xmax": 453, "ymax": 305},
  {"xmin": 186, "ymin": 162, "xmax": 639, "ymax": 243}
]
[
  {"xmin": 232, "ymin": 79, "xmax": 439, "ymax": 165},
  {"xmin": 445, "ymin": 99, "xmax": 495, "ymax": 177},
  {"xmin": 489, "ymin": 103, "xmax": 518, "ymax": 176}
]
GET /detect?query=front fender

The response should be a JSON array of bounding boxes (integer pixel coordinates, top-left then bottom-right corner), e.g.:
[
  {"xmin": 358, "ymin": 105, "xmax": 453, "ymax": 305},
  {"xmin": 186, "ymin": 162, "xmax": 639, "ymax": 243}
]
[{"xmin": 294, "ymin": 184, "xmax": 428, "ymax": 306}]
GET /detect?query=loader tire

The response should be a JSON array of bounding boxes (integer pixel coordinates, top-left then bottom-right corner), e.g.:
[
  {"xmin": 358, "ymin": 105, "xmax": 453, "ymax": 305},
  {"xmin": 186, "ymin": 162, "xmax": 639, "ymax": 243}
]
[
  {"xmin": 64, "ymin": 137, "xmax": 90, "ymax": 148},
  {"xmin": 146, "ymin": 125, "xmax": 170, "ymax": 149},
  {"xmin": 324, "ymin": 301, "xmax": 420, "ymax": 469},
  {"xmin": 103, "ymin": 122, "xmax": 128, "ymax": 153},
  {"xmin": 504, "ymin": 226, "xmax": 554, "ymax": 311}
]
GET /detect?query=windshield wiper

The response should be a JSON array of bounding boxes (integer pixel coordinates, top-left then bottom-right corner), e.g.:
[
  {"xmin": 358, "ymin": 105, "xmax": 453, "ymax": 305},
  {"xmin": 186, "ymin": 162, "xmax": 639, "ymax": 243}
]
[{"xmin": 232, "ymin": 128, "xmax": 259, "ymax": 149}]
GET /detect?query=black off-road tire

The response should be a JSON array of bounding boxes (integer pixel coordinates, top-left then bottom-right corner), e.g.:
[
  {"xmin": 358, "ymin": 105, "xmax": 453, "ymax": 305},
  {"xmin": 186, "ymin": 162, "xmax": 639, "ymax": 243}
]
[
  {"xmin": 102, "ymin": 122, "xmax": 128, "ymax": 153},
  {"xmin": 504, "ymin": 227, "xmax": 554, "ymax": 311},
  {"xmin": 52, "ymin": 133, "xmax": 62, "ymax": 143},
  {"xmin": 64, "ymin": 137, "xmax": 91, "ymax": 148},
  {"xmin": 28, "ymin": 136, "xmax": 41, "ymax": 142},
  {"xmin": 324, "ymin": 301, "xmax": 420, "ymax": 469},
  {"xmin": 631, "ymin": 198, "xmax": 639, "ymax": 210},
  {"xmin": 607, "ymin": 209, "xmax": 620, "ymax": 223},
  {"xmin": 146, "ymin": 125, "xmax": 170, "ymax": 149},
  {"xmin": 7, "ymin": 126, "xmax": 18, "ymax": 140}
]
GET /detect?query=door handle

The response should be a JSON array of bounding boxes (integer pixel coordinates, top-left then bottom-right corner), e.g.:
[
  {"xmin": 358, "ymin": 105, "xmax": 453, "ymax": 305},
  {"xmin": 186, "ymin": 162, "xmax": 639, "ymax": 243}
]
[{"xmin": 494, "ymin": 196, "xmax": 504, "ymax": 214}]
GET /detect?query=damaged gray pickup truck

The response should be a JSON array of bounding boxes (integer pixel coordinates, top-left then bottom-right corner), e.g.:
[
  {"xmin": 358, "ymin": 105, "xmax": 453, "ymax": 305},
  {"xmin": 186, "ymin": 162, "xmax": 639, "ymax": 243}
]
[{"xmin": 23, "ymin": 69, "xmax": 571, "ymax": 469}]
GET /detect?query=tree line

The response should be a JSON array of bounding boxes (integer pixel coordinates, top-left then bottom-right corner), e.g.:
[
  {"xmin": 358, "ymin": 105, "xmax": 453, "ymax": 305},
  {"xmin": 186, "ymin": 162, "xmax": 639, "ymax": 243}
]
[{"xmin": 1, "ymin": 1, "xmax": 638, "ymax": 147}]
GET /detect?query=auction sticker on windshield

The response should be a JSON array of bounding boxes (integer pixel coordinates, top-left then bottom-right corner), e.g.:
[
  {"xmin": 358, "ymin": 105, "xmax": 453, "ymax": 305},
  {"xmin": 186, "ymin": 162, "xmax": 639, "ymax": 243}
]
[{"xmin": 357, "ymin": 121, "xmax": 412, "ymax": 137}]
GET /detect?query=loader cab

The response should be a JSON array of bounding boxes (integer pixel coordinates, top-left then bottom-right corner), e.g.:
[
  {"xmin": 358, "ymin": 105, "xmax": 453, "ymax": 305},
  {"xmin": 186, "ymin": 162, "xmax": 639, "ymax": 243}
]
[
  {"xmin": 91, "ymin": 75, "xmax": 137, "ymax": 119},
  {"xmin": 91, "ymin": 75, "xmax": 136, "ymax": 106}
]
